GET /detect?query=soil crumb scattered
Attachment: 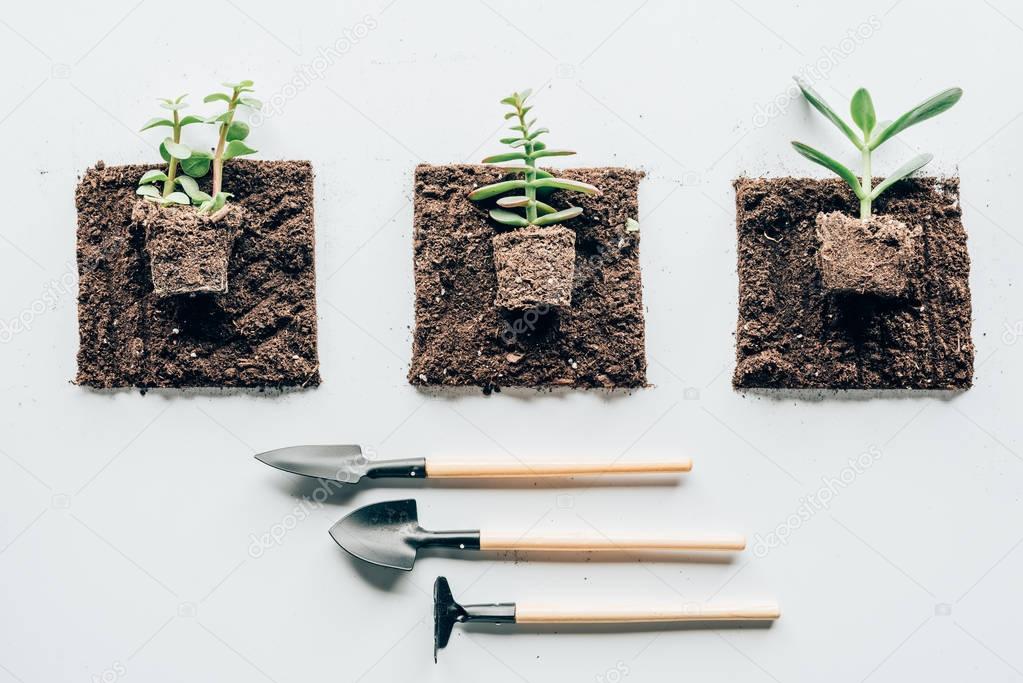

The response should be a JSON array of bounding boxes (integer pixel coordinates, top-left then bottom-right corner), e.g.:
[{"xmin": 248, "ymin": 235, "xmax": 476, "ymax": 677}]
[
  {"xmin": 733, "ymin": 176, "xmax": 972, "ymax": 390},
  {"xmin": 75, "ymin": 160, "xmax": 320, "ymax": 389},
  {"xmin": 409, "ymin": 164, "xmax": 647, "ymax": 389}
]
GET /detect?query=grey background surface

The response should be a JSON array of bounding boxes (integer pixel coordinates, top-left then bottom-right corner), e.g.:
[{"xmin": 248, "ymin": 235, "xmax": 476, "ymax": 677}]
[{"xmin": 1, "ymin": 1, "xmax": 1020, "ymax": 681}]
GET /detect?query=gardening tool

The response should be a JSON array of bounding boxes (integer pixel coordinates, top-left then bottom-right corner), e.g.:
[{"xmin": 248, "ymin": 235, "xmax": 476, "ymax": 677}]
[
  {"xmin": 255, "ymin": 444, "xmax": 692, "ymax": 486},
  {"xmin": 329, "ymin": 499, "xmax": 746, "ymax": 571},
  {"xmin": 433, "ymin": 576, "xmax": 780, "ymax": 660}
]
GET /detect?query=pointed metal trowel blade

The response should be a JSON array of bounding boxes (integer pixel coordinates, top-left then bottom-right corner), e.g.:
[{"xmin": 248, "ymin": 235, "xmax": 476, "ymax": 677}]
[
  {"xmin": 254, "ymin": 444, "xmax": 369, "ymax": 483},
  {"xmin": 328, "ymin": 499, "xmax": 422, "ymax": 571}
]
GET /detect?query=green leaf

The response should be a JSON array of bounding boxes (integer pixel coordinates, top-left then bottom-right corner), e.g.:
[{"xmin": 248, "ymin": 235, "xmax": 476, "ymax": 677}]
[
  {"xmin": 163, "ymin": 138, "xmax": 191, "ymax": 160},
  {"xmin": 179, "ymin": 115, "xmax": 206, "ymax": 127},
  {"xmin": 223, "ymin": 139, "xmax": 257, "ymax": 160},
  {"xmin": 159, "ymin": 141, "xmax": 170, "ymax": 162},
  {"xmin": 509, "ymin": 139, "xmax": 529, "ymax": 148},
  {"xmin": 532, "ymin": 140, "xmax": 546, "ymax": 151},
  {"xmin": 204, "ymin": 93, "xmax": 231, "ymax": 104},
  {"xmin": 791, "ymin": 141, "xmax": 864, "ymax": 198},
  {"xmin": 181, "ymin": 150, "xmax": 212, "ymax": 178},
  {"xmin": 499, "ymin": 136, "xmax": 521, "ymax": 145},
  {"xmin": 481, "ymin": 152, "xmax": 527, "ymax": 163},
  {"xmin": 869, "ymin": 87, "xmax": 963, "ymax": 150},
  {"xmin": 468, "ymin": 179, "xmax": 528, "ymax": 201},
  {"xmin": 518, "ymin": 88, "xmax": 532, "ymax": 102},
  {"xmin": 850, "ymin": 88, "xmax": 876, "ymax": 136},
  {"xmin": 212, "ymin": 192, "xmax": 231, "ymax": 212},
  {"xmin": 496, "ymin": 195, "xmax": 529, "ymax": 208},
  {"xmin": 226, "ymin": 121, "xmax": 250, "ymax": 141},
  {"xmin": 136, "ymin": 184, "xmax": 161, "ymax": 199},
  {"xmin": 531, "ymin": 149, "xmax": 575, "ymax": 159},
  {"xmin": 205, "ymin": 111, "xmax": 234, "ymax": 124},
  {"xmin": 489, "ymin": 208, "xmax": 530, "ymax": 227},
  {"xmin": 870, "ymin": 153, "xmax": 933, "ymax": 200},
  {"xmin": 164, "ymin": 191, "xmax": 191, "ymax": 206},
  {"xmin": 222, "ymin": 80, "xmax": 254, "ymax": 89},
  {"xmin": 626, "ymin": 217, "xmax": 640, "ymax": 232},
  {"xmin": 139, "ymin": 170, "xmax": 168, "ymax": 185},
  {"xmin": 175, "ymin": 175, "xmax": 207, "ymax": 202},
  {"xmin": 527, "ymin": 127, "xmax": 549, "ymax": 140},
  {"xmin": 159, "ymin": 101, "xmax": 187, "ymax": 111},
  {"xmin": 140, "ymin": 117, "xmax": 174, "ymax": 131},
  {"xmin": 535, "ymin": 200, "xmax": 556, "ymax": 214},
  {"xmin": 530, "ymin": 178, "xmax": 601, "ymax": 195},
  {"xmin": 533, "ymin": 206, "xmax": 583, "ymax": 226},
  {"xmin": 239, "ymin": 97, "xmax": 262, "ymax": 109},
  {"xmin": 503, "ymin": 112, "xmax": 517, "ymax": 120},
  {"xmin": 793, "ymin": 77, "xmax": 863, "ymax": 150},
  {"xmin": 500, "ymin": 96, "xmax": 517, "ymax": 106}
]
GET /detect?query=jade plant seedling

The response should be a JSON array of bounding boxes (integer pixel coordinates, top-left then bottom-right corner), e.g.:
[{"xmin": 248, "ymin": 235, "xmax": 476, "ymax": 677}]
[
  {"xmin": 468, "ymin": 89, "xmax": 600, "ymax": 225},
  {"xmin": 791, "ymin": 78, "xmax": 962, "ymax": 220},
  {"xmin": 136, "ymin": 94, "xmax": 206, "ymax": 206},
  {"xmin": 136, "ymin": 82, "xmax": 259, "ymax": 213},
  {"xmin": 201, "ymin": 80, "xmax": 259, "ymax": 212}
]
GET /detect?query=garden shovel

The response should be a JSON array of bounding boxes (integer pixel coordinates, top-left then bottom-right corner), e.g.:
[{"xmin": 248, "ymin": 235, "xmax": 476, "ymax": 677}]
[
  {"xmin": 433, "ymin": 576, "xmax": 780, "ymax": 660},
  {"xmin": 329, "ymin": 499, "xmax": 746, "ymax": 571},
  {"xmin": 256, "ymin": 444, "xmax": 692, "ymax": 485}
]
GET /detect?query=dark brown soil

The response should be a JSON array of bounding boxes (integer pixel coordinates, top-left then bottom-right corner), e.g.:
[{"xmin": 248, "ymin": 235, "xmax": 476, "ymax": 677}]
[
  {"xmin": 133, "ymin": 200, "xmax": 241, "ymax": 296},
  {"xmin": 75, "ymin": 160, "xmax": 320, "ymax": 389},
  {"xmin": 492, "ymin": 225, "xmax": 575, "ymax": 309},
  {"xmin": 815, "ymin": 211, "xmax": 922, "ymax": 299},
  {"xmin": 733, "ymin": 176, "xmax": 973, "ymax": 390},
  {"xmin": 409, "ymin": 164, "xmax": 646, "ymax": 390}
]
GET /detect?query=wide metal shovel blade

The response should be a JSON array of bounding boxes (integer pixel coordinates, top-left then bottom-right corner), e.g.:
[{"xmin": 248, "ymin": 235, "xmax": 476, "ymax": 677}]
[
  {"xmin": 255, "ymin": 444, "xmax": 369, "ymax": 483},
  {"xmin": 329, "ymin": 499, "xmax": 423, "ymax": 571}
]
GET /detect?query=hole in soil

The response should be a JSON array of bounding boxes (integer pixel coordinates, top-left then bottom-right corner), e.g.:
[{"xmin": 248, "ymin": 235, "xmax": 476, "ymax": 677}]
[
  {"xmin": 169, "ymin": 294, "xmax": 234, "ymax": 343},
  {"xmin": 497, "ymin": 306, "xmax": 560, "ymax": 348},
  {"xmin": 827, "ymin": 292, "xmax": 914, "ymax": 346}
]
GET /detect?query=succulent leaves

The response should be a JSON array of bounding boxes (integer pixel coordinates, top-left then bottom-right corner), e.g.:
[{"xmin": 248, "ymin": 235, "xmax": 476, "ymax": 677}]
[
  {"xmin": 137, "ymin": 81, "xmax": 257, "ymax": 211},
  {"xmin": 791, "ymin": 77, "xmax": 962, "ymax": 219},
  {"xmin": 469, "ymin": 89, "xmax": 599, "ymax": 228}
]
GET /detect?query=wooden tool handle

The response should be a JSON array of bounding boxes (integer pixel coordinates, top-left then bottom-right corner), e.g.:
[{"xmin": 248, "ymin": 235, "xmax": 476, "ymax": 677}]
[
  {"xmin": 479, "ymin": 531, "xmax": 745, "ymax": 552},
  {"xmin": 425, "ymin": 458, "xmax": 692, "ymax": 478},
  {"xmin": 515, "ymin": 601, "xmax": 780, "ymax": 623}
]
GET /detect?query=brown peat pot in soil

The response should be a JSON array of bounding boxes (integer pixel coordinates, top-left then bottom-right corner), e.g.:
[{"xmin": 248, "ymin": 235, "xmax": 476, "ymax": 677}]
[
  {"xmin": 733, "ymin": 176, "xmax": 973, "ymax": 391},
  {"xmin": 132, "ymin": 200, "xmax": 242, "ymax": 296},
  {"xmin": 409, "ymin": 164, "xmax": 647, "ymax": 390},
  {"xmin": 75, "ymin": 160, "xmax": 319, "ymax": 389},
  {"xmin": 492, "ymin": 225, "xmax": 576, "ymax": 310},
  {"xmin": 815, "ymin": 211, "xmax": 923, "ymax": 299}
]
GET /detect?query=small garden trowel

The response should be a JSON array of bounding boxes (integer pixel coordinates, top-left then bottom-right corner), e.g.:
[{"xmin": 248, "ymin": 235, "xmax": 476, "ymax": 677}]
[
  {"xmin": 433, "ymin": 576, "xmax": 780, "ymax": 661},
  {"xmin": 255, "ymin": 444, "xmax": 692, "ymax": 485},
  {"xmin": 329, "ymin": 499, "xmax": 746, "ymax": 571}
]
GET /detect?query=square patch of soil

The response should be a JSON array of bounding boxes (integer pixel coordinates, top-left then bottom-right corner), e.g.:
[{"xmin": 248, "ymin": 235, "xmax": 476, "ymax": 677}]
[
  {"xmin": 75, "ymin": 160, "xmax": 320, "ymax": 389},
  {"xmin": 409, "ymin": 164, "xmax": 647, "ymax": 390},
  {"xmin": 733, "ymin": 176, "xmax": 973, "ymax": 390}
]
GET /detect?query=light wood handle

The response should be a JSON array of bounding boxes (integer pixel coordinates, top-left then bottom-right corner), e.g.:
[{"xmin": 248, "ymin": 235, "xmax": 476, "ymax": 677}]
[
  {"xmin": 480, "ymin": 531, "xmax": 745, "ymax": 552},
  {"xmin": 425, "ymin": 458, "xmax": 692, "ymax": 478},
  {"xmin": 515, "ymin": 601, "xmax": 780, "ymax": 623}
]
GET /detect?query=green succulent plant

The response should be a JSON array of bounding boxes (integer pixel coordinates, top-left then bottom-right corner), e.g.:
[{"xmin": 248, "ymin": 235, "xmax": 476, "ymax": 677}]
[
  {"xmin": 469, "ymin": 89, "xmax": 600, "ymax": 227},
  {"xmin": 791, "ymin": 78, "xmax": 962, "ymax": 220},
  {"xmin": 136, "ymin": 94, "xmax": 206, "ymax": 207},
  {"xmin": 202, "ymin": 80, "xmax": 259, "ymax": 212},
  {"xmin": 136, "ymin": 81, "xmax": 259, "ymax": 213}
]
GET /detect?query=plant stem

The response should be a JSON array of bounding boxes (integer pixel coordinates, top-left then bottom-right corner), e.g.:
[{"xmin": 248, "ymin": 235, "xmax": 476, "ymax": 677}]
[
  {"xmin": 518, "ymin": 102, "xmax": 537, "ymax": 225},
  {"xmin": 163, "ymin": 111, "xmax": 181, "ymax": 197},
  {"xmin": 211, "ymin": 90, "xmax": 239, "ymax": 197},
  {"xmin": 860, "ymin": 145, "xmax": 872, "ymax": 220}
]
